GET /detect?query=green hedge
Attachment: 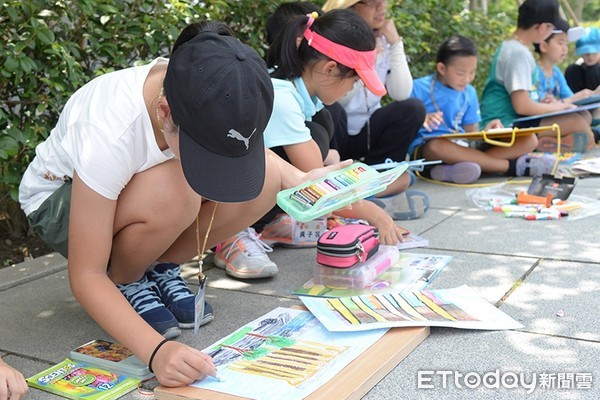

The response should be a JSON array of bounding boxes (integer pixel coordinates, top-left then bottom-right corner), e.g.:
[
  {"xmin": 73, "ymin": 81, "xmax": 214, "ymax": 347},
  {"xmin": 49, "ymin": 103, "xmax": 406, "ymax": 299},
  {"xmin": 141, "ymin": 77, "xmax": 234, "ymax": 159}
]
[{"xmin": 1, "ymin": 0, "xmax": 517, "ymax": 236}]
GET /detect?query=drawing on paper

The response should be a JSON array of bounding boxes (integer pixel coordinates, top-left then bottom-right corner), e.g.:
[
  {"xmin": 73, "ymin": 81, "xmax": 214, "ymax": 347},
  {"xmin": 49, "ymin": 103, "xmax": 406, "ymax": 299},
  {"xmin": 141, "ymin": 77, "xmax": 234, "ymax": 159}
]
[
  {"xmin": 327, "ymin": 290, "xmax": 479, "ymax": 326},
  {"xmin": 301, "ymin": 285, "xmax": 524, "ymax": 332},
  {"xmin": 192, "ymin": 307, "xmax": 387, "ymax": 400},
  {"xmin": 206, "ymin": 311, "xmax": 347, "ymax": 386}
]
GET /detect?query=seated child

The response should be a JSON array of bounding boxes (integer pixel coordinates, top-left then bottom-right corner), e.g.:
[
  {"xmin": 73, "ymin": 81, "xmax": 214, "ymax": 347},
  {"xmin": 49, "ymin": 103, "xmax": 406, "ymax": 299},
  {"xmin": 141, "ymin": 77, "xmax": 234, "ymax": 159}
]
[
  {"xmin": 409, "ymin": 35, "xmax": 554, "ymax": 184},
  {"xmin": 480, "ymin": 0, "xmax": 594, "ymax": 154},
  {"xmin": 565, "ymin": 27, "xmax": 600, "ymax": 94},
  {"xmin": 321, "ymin": 0, "xmax": 429, "ymax": 216},
  {"xmin": 534, "ymin": 19, "xmax": 594, "ymax": 104},
  {"xmin": 213, "ymin": 10, "xmax": 409, "ymax": 279}
]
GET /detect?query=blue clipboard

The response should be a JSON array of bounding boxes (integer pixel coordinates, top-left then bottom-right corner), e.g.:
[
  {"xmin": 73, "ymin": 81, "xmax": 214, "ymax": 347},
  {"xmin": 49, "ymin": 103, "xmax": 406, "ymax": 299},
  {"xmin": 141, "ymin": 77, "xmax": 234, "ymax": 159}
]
[
  {"xmin": 572, "ymin": 94, "xmax": 600, "ymax": 106},
  {"xmin": 512, "ymin": 102, "xmax": 600, "ymax": 128}
]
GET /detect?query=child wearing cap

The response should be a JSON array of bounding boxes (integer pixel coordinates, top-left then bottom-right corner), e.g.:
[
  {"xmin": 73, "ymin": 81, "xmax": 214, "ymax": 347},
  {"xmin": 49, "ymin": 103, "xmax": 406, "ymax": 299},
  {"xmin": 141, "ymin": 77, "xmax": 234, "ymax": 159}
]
[
  {"xmin": 214, "ymin": 9, "xmax": 408, "ymax": 279},
  {"xmin": 321, "ymin": 0, "xmax": 429, "ymax": 219},
  {"xmin": 534, "ymin": 20, "xmax": 596, "ymax": 104},
  {"xmin": 18, "ymin": 20, "xmax": 352, "ymax": 388},
  {"xmin": 480, "ymin": 0, "xmax": 595, "ymax": 154},
  {"xmin": 565, "ymin": 27, "xmax": 600, "ymax": 94}
]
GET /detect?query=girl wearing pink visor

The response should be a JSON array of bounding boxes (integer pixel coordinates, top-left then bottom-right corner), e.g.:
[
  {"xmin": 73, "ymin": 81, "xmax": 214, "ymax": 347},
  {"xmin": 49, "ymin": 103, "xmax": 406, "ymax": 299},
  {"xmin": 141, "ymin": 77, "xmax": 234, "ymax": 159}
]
[
  {"xmin": 214, "ymin": 10, "xmax": 406, "ymax": 280},
  {"xmin": 214, "ymin": 10, "xmax": 407, "ymax": 281}
]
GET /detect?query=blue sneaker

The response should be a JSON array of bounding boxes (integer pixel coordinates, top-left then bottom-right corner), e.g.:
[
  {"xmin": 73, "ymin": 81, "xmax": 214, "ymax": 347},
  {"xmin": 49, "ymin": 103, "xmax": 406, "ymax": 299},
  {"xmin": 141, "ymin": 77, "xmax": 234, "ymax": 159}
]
[
  {"xmin": 116, "ymin": 276, "xmax": 181, "ymax": 339},
  {"xmin": 146, "ymin": 263, "xmax": 214, "ymax": 329}
]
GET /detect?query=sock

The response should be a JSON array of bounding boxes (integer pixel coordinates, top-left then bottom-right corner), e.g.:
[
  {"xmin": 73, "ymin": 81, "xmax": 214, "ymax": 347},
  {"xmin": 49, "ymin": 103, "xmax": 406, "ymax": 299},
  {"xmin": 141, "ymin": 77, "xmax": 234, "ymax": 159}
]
[{"xmin": 505, "ymin": 159, "xmax": 517, "ymax": 177}]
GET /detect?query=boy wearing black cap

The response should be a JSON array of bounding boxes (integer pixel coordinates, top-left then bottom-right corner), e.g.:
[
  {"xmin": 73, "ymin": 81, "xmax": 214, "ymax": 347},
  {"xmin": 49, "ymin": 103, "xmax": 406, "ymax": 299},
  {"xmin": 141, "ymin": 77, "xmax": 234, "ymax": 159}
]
[
  {"xmin": 480, "ymin": 0, "xmax": 595, "ymax": 154},
  {"xmin": 18, "ymin": 21, "xmax": 351, "ymax": 388}
]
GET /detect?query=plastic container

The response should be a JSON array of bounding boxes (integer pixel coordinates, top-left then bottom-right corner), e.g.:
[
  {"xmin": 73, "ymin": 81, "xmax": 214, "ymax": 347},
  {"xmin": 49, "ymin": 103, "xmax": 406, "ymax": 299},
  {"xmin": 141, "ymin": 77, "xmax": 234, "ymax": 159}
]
[
  {"xmin": 277, "ymin": 162, "xmax": 408, "ymax": 222},
  {"xmin": 313, "ymin": 245, "xmax": 400, "ymax": 289}
]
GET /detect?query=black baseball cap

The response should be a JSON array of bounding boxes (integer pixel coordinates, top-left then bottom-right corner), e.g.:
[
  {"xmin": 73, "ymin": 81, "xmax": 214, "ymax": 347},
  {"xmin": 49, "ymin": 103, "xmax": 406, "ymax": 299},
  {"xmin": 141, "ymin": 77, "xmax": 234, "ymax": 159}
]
[
  {"xmin": 164, "ymin": 32, "xmax": 274, "ymax": 203},
  {"xmin": 518, "ymin": 0, "xmax": 561, "ymax": 28}
]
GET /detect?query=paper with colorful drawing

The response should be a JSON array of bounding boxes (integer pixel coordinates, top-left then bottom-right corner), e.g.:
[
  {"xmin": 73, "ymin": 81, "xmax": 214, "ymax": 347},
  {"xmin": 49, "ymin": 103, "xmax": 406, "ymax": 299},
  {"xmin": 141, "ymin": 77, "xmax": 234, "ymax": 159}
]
[
  {"xmin": 300, "ymin": 285, "xmax": 523, "ymax": 332},
  {"xmin": 189, "ymin": 307, "xmax": 387, "ymax": 400}
]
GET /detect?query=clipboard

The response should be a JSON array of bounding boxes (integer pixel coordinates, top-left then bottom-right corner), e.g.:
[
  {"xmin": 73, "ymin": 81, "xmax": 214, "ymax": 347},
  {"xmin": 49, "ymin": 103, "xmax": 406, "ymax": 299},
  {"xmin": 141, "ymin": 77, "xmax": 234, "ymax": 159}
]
[
  {"xmin": 153, "ymin": 308, "xmax": 430, "ymax": 400},
  {"xmin": 572, "ymin": 94, "xmax": 600, "ymax": 106},
  {"xmin": 423, "ymin": 125, "xmax": 556, "ymax": 148},
  {"xmin": 512, "ymin": 102, "xmax": 600, "ymax": 128}
]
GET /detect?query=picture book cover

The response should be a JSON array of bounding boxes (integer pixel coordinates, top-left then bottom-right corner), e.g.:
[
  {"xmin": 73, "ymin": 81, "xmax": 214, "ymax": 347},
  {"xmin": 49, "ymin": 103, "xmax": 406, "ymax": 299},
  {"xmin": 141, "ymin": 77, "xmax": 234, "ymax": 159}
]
[
  {"xmin": 70, "ymin": 339, "xmax": 153, "ymax": 381},
  {"xmin": 26, "ymin": 358, "xmax": 140, "ymax": 399},
  {"xmin": 293, "ymin": 253, "xmax": 452, "ymax": 298}
]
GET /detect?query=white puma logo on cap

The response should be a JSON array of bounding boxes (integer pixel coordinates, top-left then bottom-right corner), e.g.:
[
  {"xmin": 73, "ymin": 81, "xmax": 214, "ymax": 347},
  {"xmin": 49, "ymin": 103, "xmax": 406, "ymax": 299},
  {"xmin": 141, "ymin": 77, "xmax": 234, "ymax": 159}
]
[{"xmin": 227, "ymin": 128, "xmax": 257, "ymax": 150}]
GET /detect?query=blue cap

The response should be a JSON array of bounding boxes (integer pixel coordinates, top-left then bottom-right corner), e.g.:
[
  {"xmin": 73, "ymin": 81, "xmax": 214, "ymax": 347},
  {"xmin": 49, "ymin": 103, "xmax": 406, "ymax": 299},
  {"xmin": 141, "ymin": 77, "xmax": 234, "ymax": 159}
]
[{"xmin": 576, "ymin": 27, "xmax": 600, "ymax": 56}]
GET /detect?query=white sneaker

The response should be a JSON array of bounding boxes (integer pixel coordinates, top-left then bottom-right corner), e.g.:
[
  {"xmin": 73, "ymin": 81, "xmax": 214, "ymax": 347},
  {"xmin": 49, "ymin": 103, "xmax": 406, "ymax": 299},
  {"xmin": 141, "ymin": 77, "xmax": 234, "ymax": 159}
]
[{"xmin": 214, "ymin": 228, "xmax": 278, "ymax": 279}]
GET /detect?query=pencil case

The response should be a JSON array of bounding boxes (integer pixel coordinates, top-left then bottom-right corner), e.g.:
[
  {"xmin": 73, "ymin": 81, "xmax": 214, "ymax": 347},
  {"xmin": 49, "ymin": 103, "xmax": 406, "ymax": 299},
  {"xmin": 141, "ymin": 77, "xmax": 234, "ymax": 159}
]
[
  {"xmin": 276, "ymin": 162, "xmax": 408, "ymax": 222},
  {"xmin": 316, "ymin": 224, "xmax": 380, "ymax": 268},
  {"xmin": 313, "ymin": 245, "xmax": 400, "ymax": 288}
]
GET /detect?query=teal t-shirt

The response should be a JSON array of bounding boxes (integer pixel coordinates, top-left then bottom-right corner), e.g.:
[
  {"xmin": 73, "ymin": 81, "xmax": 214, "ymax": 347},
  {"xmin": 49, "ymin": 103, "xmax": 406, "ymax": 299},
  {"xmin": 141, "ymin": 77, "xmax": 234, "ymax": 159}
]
[{"xmin": 481, "ymin": 40, "xmax": 537, "ymax": 127}]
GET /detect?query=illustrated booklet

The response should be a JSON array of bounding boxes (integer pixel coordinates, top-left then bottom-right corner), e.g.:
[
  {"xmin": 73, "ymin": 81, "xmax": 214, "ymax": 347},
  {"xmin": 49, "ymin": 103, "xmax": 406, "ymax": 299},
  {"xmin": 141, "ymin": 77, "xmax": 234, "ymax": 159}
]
[
  {"xmin": 70, "ymin": 339, "xmax": 154, "ymax": 381},
  {"xmin": 300, "ymin": 285, "xmax": 524, "ymax": 332},
  {"xmin": 293, "ymin": 252, "xmax": 452, "ymax": 298},
  {"xmin": 26, "ymin": 358, "xmax": 140, "ymax": 399}
]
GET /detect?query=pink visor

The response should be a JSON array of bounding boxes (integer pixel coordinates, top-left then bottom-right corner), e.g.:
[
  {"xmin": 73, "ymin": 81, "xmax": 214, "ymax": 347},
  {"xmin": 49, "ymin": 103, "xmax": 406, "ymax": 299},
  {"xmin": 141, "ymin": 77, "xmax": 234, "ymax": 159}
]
[{"xmin": 303, "ymin": 25, "xmax": 386, "ymax": 96}]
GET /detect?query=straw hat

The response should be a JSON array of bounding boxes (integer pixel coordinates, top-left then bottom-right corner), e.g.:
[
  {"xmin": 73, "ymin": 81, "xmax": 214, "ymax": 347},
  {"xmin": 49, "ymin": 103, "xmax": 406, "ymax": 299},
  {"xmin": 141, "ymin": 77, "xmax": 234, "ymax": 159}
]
[{"xmin": 322, "ymin": 0, "xmax": 361, "ymax": 12}]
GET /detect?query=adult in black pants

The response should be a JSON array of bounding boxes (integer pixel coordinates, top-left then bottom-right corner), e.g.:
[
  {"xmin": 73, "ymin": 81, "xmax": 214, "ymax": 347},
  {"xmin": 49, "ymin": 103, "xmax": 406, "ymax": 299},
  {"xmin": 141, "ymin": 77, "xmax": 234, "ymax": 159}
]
[{"xmin": 323, "ymin": 0, "xmax": 427, "ymax": 201}]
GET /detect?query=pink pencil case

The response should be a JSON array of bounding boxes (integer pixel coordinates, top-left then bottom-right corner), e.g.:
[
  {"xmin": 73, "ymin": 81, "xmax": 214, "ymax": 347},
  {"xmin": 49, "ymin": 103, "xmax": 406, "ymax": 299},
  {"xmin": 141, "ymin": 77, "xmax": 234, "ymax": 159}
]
[{"xmin": 316, "ymin": 224, "xmax": 380, "ymax": 268}]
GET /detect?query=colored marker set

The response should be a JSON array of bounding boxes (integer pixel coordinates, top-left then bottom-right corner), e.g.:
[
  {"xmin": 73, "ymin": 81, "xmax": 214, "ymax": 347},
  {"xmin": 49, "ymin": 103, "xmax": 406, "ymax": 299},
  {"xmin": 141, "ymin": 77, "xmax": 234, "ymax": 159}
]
[{"xmin": 277, "ymin": 162, "xmax": 409, "ymax": 222}]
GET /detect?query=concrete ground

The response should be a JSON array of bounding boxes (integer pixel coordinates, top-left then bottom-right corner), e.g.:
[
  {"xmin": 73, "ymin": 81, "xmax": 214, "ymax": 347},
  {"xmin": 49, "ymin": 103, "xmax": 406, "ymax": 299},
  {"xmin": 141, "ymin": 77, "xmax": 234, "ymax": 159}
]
[{"xmin": 1, "ymin": 169, "xmax": 598, "ymax": 399}]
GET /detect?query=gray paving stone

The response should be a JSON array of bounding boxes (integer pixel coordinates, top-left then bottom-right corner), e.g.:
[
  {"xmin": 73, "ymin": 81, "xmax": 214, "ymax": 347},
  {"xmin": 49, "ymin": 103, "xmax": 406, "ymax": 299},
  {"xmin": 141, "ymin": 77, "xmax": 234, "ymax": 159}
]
[
  {"xmin": 500, "ymin": 259, "xmax": 600, "ymax": 342},
  {"xmin": 364, "ymin": 329, "xmax": 599, "ymax": 400}
]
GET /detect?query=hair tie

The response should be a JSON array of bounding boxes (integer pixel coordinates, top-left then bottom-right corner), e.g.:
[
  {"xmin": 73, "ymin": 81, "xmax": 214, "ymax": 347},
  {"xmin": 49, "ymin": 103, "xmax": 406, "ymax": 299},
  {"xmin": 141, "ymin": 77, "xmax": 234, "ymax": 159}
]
[
  {"xmin": 304, "ymin": 12, "xmax": 319, "ymax": 45},
  {"xmin": 306, "ymin": 11, "xmax": 318, "ymax": 30}
]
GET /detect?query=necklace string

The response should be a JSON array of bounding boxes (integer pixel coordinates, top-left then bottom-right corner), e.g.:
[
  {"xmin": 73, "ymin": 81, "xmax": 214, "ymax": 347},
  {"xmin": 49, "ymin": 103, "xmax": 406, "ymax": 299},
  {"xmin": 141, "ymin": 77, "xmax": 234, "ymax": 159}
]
[
  {"xmin": 196, "ymin": 202, "xmax": 218, "ymax": 280},
  {"xmin": 429, "ymin": 76, "xmax": 468, "ymax": 133}
]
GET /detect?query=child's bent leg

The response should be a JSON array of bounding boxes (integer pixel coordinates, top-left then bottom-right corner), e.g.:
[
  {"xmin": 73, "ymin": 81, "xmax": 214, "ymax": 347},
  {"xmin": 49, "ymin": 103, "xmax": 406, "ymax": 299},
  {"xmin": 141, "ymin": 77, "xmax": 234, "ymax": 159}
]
[
  {"xmin": 109, "ymin": 159, "xmax": 202, "ymax": 284},
  {"xmin": 536, "ymin": 112, "xmax": 595, "ymax": 152}
]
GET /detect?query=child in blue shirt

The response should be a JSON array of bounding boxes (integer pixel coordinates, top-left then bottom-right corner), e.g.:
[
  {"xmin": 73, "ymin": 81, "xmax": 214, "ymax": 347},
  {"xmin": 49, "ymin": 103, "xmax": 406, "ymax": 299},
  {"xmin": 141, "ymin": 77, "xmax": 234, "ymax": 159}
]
[
  {"xmin": 534, "ymin": 20, "xmax": 595, "ymax": 104},
  {"xmin": 410, "ymin": 35, "xmax": 553, "ymax": 184},
  {"xmin": 214, "ymin": 10, "xmax": 410, "ymax": 280}
]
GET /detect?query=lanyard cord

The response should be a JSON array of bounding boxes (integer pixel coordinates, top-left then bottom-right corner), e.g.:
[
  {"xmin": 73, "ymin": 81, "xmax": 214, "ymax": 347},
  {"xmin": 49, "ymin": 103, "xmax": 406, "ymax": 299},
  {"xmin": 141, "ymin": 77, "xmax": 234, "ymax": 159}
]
[
  {"xmin": 196, "ymin": 202, "xmax": 218, "ymax": 279},
  {"xmin": 429, "ymin": 76, "xmax": 468, "ymax": 133}
]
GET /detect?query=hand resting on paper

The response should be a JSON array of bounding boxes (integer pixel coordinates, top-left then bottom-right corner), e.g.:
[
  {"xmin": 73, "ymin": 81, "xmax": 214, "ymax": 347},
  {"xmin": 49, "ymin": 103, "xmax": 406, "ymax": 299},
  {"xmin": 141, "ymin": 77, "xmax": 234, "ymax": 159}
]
[
  {"xmin": 483, "ymin": 119, "xmax": 504, "ymax": 131},
  {"xmin": 423, "ymin": 112, "xmax": 444, "ymax": 132},
  {"xmin": 151, "ymin": 341, "xmax": 217, "ymax": 387}
]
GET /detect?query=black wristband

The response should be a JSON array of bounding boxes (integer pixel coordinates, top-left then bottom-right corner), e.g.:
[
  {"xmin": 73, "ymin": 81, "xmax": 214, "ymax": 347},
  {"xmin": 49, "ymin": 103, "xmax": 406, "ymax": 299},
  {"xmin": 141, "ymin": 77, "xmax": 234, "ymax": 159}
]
[{"xmin": 148, "ymin": 338, "xmax": 171, "ymax": 374}]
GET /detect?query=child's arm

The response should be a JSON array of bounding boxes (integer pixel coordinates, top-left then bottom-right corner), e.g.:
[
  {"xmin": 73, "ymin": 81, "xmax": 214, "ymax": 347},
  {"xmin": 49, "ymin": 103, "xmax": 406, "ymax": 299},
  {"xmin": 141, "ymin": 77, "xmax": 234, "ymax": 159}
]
[
  {"xmin": 67, "ymin": 173, "xmax": 217, "ymax": 387},
  {"xmin": 378, "ymin": 20, "xmax": 413, "ymax": 100},
  {"xmin": 333, "ymin": 201, "xmax": 406, "ymax": 245},
  {"xmin": 511, "ymin": 90, "xmax": 574, "ymax": 116},
  {"xmin": 563, "ymin": 88, "xmax": 595, "ymax": 104},
  {"xmin": 0, "ymin": 357, "xmax": 28, "ymax": 400},
  {"xmin": 283, "ymin": 140, "xmax": 327, "ymax": 173}
]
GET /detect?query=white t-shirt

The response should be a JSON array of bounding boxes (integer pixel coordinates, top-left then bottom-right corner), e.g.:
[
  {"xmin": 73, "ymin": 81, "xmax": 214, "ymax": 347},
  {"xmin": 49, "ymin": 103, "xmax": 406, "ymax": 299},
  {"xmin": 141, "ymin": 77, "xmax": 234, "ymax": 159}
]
[
  {"xmin": 19, "ymin": 58, "xmax": 173, "ymax": 216},
  {"xmin": 337, "ymin": 37, "xmax": 413, "ymax": 135}
]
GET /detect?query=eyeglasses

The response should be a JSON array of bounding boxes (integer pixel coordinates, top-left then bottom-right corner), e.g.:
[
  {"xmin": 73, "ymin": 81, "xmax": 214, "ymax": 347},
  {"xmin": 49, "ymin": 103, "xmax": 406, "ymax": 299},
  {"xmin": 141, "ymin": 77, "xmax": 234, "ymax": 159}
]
[{"xmin": 357, "ymin": 0, "xmax": 388, "ymax": 8}]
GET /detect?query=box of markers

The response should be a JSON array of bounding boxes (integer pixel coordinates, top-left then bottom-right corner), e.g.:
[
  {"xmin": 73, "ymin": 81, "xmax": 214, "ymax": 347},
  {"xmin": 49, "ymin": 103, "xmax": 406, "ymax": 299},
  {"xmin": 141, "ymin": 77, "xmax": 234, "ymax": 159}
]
[{"xmin": 277, "ymin": 162, "xmax": 408, "ymax": 222}]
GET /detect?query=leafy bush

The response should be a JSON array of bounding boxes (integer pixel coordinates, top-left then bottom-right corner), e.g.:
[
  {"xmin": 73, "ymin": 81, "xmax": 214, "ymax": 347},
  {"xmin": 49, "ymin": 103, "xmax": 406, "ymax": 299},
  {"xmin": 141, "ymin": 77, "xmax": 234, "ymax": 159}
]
[{"xmin": 0, "ymin": 0, "xmax": 515, "ymax": 237}]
